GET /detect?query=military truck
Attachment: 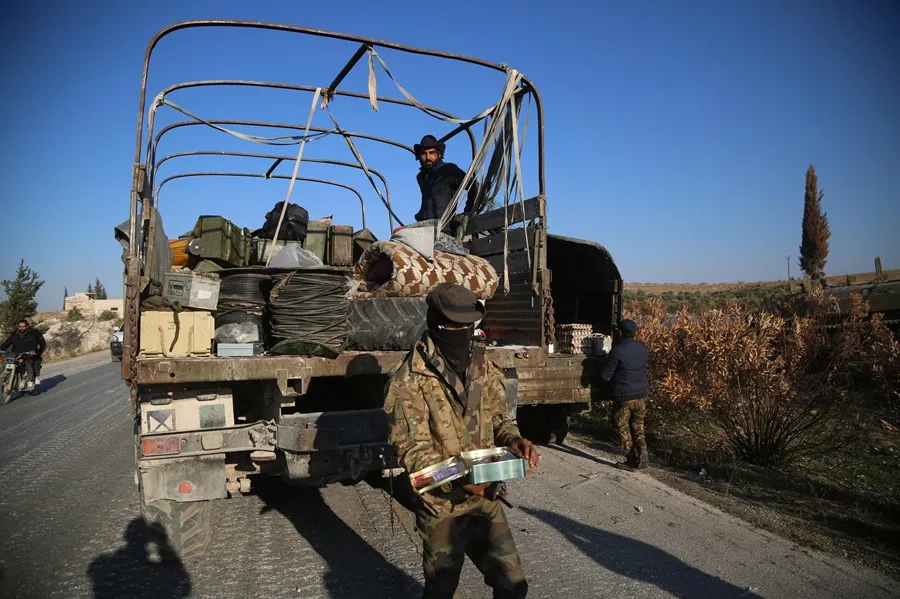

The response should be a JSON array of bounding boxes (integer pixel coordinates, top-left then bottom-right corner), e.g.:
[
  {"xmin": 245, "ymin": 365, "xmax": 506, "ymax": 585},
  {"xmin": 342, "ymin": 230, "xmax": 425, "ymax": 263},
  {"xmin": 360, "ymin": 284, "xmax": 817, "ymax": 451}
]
[{"xmin": 122, "ymin": 20, "xmax": 623, "ymax": 559}]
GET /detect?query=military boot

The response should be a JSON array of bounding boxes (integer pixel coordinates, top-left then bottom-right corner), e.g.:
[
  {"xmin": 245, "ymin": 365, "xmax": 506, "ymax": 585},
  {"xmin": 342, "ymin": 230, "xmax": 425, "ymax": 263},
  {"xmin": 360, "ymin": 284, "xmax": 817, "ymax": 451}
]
[
  {"xmin": 615, "ymin": 448, "xmax": 638, "ymax": 471},
  {"xmin": 636, "ymin": 446, "xmax": 649, "ymax": 470}
]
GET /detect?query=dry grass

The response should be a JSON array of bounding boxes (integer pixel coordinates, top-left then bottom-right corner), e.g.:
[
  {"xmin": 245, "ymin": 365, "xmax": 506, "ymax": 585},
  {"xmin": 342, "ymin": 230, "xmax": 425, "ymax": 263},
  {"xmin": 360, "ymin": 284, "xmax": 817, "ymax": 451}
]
[
  {"xmin": 576, "ymin": 288, "xmax": 900, "ymax": 575},
  {"xmin": 624, "ymin": 280, "xmax": 788, "ymax": 294},
  {"xmin": 625, "ymin": 289, "xmax": 899, "ymax": 465},
  {"xmin": 623, "ymin": 268, "xmax": 900, "ymax": 295}
]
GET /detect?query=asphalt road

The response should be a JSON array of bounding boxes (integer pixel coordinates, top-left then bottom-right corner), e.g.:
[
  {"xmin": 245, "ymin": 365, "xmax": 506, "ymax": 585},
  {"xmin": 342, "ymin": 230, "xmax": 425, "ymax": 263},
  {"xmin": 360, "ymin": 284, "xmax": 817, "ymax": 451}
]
[{"xmin": 1, "ymin": 352, "xmax": 898, "ymax": 599}]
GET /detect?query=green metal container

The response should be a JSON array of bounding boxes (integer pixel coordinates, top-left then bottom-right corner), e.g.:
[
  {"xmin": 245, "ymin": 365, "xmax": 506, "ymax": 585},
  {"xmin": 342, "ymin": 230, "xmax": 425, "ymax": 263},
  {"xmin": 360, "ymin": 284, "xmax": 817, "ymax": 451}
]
[
  {"xmin": 303, "ymin": 221, "xmax": 329, "ymax": 263},
  {"xmin": 190, "ymin": 216, "xmax": 252, "ymax": 268},
  {"xmin": 328, "ymin": 225, "xmax": 354, "ymax": 266},
  {"xmin": 352, "ymin": 228, "xmax": 377, "ymax": 264}
]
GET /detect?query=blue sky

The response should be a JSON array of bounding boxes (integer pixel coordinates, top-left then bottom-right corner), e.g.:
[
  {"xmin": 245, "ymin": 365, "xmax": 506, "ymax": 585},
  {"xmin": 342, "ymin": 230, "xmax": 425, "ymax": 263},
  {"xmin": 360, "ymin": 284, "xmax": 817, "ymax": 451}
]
[{"xmin": 1, "ymin": 0, "xmax": 897, "ymax": 311}]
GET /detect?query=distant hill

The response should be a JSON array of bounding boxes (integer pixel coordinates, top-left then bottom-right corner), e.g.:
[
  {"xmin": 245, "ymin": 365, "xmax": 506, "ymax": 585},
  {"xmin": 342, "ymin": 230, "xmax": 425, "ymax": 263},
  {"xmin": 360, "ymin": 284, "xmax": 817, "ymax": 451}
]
[
  {"xmin": 624, "ymin": 280, "xmax": 788, "ymax": 295},
  {"xmin": 623, "ymin": 269, "xmax": 900, "ymax": 314}
]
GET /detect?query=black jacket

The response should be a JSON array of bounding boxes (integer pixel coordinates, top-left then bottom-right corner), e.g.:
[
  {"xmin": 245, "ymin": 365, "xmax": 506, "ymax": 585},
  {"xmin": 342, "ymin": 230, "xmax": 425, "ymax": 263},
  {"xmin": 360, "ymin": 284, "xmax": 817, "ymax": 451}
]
[
  {"xmin": 600, "ymin": 337, "xmax": 649, "ymax": 401},
  {"xmin": 0, "ymin": 328, "xmax": 46, "ymax": 356},
  {"xmin": 415, "ymin": 161, "xmax": 479, "ymax": 222}
]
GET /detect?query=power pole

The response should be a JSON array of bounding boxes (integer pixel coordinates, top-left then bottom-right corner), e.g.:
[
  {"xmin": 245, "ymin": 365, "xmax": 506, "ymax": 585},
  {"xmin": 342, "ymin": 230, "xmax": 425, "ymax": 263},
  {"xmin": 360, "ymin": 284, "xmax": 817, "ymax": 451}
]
[{"xmin": 786, "ymin": 255, "xmax": 792, "ymax": 292}]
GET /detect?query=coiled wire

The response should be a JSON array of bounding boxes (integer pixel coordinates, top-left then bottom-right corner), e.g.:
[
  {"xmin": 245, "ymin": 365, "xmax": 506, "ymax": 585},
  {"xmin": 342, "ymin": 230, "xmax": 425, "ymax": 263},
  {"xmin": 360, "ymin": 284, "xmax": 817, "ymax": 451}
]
[
  {"xmin": 268, "ymin": 269, "xmax": 352, "ymax": 352},
  {"xmin": 215, "ymin": 273, "xmax": 271, "ymax": 342}
]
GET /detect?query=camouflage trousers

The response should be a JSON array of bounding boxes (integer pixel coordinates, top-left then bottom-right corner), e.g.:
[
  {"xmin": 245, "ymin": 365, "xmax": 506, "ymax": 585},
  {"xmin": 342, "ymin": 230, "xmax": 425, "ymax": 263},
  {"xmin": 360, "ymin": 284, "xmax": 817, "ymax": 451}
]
[
  {"xmin": 612, "ymin": 399, "xmax": 646, "ymax": 457},
  {"xmin": 417, "ymin": 496, "xmax": 528, "ymax": 599}
]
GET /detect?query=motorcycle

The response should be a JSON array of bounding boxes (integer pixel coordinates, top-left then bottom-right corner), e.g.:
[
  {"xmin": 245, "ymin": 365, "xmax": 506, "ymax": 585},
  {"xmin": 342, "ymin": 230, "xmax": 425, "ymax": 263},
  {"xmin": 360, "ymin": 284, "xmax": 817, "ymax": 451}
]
[{"xmin": 0, "ymin": 352, "xmax": 36, "ymax": 405}]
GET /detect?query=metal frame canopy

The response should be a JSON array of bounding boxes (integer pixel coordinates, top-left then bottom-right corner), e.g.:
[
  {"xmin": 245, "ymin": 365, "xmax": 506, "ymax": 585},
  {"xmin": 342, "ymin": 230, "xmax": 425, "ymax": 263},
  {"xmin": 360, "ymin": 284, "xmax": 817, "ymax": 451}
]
[{"xmin": 129, "ymin": 20, "xmax": 546, "ymax": 254}]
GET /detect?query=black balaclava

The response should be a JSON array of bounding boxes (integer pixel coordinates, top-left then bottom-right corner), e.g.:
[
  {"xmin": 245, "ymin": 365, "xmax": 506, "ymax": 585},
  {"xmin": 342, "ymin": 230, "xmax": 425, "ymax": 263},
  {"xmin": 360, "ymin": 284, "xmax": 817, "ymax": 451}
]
[{"xmin": 427, "ymin": 307, "xmax": 474, "ymax": 379}]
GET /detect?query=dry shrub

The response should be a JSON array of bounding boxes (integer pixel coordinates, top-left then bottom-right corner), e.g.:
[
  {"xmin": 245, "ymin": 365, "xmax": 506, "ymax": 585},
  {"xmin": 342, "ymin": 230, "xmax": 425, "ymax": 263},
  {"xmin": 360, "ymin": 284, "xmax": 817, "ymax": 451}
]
[
  {"xmin": 627, "ymin": 289, "xmax": 899, "ymax": 466},
  {"xmin": 46, "ymin": 324, "xmax": 83, "ymax": 360}
]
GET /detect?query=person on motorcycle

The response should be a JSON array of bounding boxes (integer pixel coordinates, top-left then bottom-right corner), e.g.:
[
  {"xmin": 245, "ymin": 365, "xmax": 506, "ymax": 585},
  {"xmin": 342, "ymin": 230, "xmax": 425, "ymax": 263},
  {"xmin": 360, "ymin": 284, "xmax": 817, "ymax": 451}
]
[{"xmin": 0, "ymin": 319, "xmax": 46, "ymax": 390}]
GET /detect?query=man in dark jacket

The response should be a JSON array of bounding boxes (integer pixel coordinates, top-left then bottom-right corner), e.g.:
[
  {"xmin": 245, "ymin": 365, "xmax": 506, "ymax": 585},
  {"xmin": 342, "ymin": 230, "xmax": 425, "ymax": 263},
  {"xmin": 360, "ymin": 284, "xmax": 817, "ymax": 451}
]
[
  {"xmin": 600, "ymin": 319, "xmax": 650, "ymax": 470},
  {"xmin": 413, "ymin": 135, "xmax": 480, "ymax": 224},
  {"xmin": 0, "ymin": 319, "xmax": 46, "ymax": 390}
]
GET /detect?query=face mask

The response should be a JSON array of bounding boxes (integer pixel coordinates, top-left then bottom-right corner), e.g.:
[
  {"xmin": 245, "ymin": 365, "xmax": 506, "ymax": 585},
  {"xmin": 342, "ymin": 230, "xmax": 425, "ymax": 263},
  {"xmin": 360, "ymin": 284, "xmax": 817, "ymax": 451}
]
[{"xmin": 427, "ymin": 309, "xmax": 474, "ymax": 377}]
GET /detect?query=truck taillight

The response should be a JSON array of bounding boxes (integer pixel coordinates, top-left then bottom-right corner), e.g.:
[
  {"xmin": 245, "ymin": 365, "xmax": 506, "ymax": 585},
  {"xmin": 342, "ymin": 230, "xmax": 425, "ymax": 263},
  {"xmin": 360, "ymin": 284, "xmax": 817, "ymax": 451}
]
[{"xmin": 141, "ymin": 436, "xmax": 181, "ymax": 456}]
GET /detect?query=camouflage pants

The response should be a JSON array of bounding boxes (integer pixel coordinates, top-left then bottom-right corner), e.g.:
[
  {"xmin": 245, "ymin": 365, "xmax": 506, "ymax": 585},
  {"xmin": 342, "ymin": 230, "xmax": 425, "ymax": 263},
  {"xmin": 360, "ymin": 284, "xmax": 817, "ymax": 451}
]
[
  {"xmin": 417, "ymin": 497, "xmax": 528, "ymax": 599},
  {"xmin": 612, "ymin": 399, "xmax": 646, "ymax": 457}
]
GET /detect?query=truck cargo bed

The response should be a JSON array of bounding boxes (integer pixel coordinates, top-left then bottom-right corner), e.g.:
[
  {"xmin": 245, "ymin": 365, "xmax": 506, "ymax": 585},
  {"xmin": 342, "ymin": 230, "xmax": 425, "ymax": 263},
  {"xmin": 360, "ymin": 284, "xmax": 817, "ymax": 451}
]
[{"xmin": 134, "ymin": 346, "xmax": 546, "ymax": 385}]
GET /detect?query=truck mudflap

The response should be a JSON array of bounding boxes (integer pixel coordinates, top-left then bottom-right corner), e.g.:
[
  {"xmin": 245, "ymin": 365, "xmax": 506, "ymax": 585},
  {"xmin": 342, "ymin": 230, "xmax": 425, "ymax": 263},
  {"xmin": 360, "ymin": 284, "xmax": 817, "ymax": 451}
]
[
  {"xmin": 276, "ymin": 409, "xmax": 396, "ymax": 484},
  {"xmin": 140, "ymin": 455, "xmax": 227, "ymax": 504}
]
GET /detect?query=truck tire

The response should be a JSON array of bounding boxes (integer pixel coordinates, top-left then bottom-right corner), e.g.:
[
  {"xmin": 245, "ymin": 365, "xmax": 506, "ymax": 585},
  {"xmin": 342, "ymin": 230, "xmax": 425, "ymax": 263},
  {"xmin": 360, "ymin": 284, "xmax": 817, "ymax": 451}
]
[
  {"xmin": 0, "ymin": 371, "xmax": 12, "ymax": 405},
  {"xmin": 141, "ymin": 498, "xmax": 212, "ymax": 562},
  {"xmin": 346, "ymin": 297, "xmax": 428, "ymax": 351},
  {"xmin": 516, "ymin": 405, "xmax": 569, "ymax": 445}
]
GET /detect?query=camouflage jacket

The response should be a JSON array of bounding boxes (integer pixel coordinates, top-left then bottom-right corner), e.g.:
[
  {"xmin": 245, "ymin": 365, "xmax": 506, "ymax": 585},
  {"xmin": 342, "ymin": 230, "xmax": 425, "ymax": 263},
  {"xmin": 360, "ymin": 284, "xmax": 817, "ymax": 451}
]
[{"xmin": 384, "ymin": 333, "xmax": 522, "ymax": 517}]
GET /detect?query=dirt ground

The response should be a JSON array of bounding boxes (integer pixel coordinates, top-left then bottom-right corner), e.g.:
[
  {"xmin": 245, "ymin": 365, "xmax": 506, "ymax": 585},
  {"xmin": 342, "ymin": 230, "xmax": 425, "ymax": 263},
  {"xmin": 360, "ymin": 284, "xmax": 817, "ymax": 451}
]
[{"xmin": 574, "ymin": 399, "xmax": 900, "ymax": 580}]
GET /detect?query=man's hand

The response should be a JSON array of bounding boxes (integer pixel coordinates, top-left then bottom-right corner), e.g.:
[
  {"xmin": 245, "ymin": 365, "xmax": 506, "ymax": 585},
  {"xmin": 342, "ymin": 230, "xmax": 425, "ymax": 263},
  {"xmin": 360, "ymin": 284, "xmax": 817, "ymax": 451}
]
[
  {"xmin": 460, "ymin": 482, "xmax": 491, "ymax": 497},
  {"xmin": 509, "ymin": 438, "xmax": 540, "ymax": 468}
]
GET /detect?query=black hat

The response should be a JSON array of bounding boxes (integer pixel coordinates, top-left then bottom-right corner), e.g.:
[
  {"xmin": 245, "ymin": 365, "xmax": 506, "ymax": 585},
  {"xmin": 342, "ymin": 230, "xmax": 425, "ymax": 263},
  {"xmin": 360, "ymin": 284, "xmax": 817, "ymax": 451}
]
[
  {"xmin": 426, "ymin": 283, "xmax": 485, "ymax": 324},
  {"xmin": 618, "ymin": 319, "xmax": 638, "ymax": 334},
  {"xmin": 414, "ymin": 134, "xmax": 445, "ymax": 156}
]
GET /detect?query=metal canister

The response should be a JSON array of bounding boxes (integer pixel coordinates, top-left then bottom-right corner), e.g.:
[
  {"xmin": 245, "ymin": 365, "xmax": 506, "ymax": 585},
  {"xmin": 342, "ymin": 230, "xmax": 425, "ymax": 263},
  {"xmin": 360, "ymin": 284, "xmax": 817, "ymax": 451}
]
[
  {"xmin": 409, "ymin": 456, "xmax": 469, "ymax": 495},
  {"xmin": 591, "ymin": 334, "xmax": 612, "ymax": 356},
  {"xmin": 462, "ymin": 448, "xmax": 526, "ymax": 485}
]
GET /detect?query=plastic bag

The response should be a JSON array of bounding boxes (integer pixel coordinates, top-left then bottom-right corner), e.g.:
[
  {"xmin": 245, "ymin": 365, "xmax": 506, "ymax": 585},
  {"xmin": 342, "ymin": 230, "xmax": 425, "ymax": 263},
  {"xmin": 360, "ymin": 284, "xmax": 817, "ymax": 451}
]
[
  {"xmin": 269, "ymin": 243, "xmax": 324, "ymax": 268},
  {"xmin": 215, "ymin": 322, "xmax": 260, "ymax": 344},
  {"xmin": 391, "ymin": 220, "xmax": 436, "ymax": 260}
]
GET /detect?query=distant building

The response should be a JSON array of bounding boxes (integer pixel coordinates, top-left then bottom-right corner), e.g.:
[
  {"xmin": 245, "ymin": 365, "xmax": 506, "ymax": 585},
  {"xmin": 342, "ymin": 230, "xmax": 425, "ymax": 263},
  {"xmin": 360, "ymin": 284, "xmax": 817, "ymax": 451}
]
[{"xmin": 63, "ymin": 293, "xmax": 124, "ymax": 317}]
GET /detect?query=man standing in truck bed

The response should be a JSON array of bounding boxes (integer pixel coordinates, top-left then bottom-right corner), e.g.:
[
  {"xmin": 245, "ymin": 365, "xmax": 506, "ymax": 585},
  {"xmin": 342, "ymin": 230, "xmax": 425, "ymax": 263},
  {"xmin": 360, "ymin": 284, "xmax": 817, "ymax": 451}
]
[
  {"xmin": 414, "ymin": 134, "xmax": 480, "ymax": 224},
  {"xmin": 384, "ymin": 283, "xmax": 539, "ymax": 599}
]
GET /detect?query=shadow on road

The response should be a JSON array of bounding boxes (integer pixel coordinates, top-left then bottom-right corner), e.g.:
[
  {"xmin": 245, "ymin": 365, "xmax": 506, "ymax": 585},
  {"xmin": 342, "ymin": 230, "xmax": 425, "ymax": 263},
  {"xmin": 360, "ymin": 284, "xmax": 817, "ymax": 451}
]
[
  {"xmin": 37, "ymin": 374, "xmax": 66, "ymax": 394},
  {"xmin": 553, "ymin": 441, "xmax": 621, "ymax": 468},
  {"xmin": 87, "ymin": 518, "xmax": 192, "ymax": 599},
  {"xmin": 254, "ymin": 478, "xmax": 422, "ymax": 598},
  {"xmin": 521, "ymin": 507, "xmax": 762, "ymax": 599}
]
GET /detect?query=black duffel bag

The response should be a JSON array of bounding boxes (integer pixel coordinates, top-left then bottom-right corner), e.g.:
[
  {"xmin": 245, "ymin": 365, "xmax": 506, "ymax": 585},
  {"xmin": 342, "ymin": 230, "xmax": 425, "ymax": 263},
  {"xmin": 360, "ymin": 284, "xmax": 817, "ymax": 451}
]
[{"xmin": 253, "ymin": 201, "xmax": 310, "ymax": 241}]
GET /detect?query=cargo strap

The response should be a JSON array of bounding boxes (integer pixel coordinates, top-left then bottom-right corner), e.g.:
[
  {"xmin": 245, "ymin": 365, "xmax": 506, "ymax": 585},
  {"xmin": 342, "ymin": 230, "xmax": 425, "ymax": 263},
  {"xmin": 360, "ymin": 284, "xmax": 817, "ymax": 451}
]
[
  {"xmin": 323, "ymin": 104, "xmax": 402, "ymax": 229},
  {"xmin": 140, "ymin": 295, "xmax": 184, "ymax": 354},
  {"xmin": 364, "ymin": 50, "xmax": 531, "ymax": 293},
  {"xmin": 419, "ymin": 343, "xmax": 486, "ymax": 447},
  {"xmin": 266, "ymin": 88, "xmax": 322, "ymax": 266}
]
